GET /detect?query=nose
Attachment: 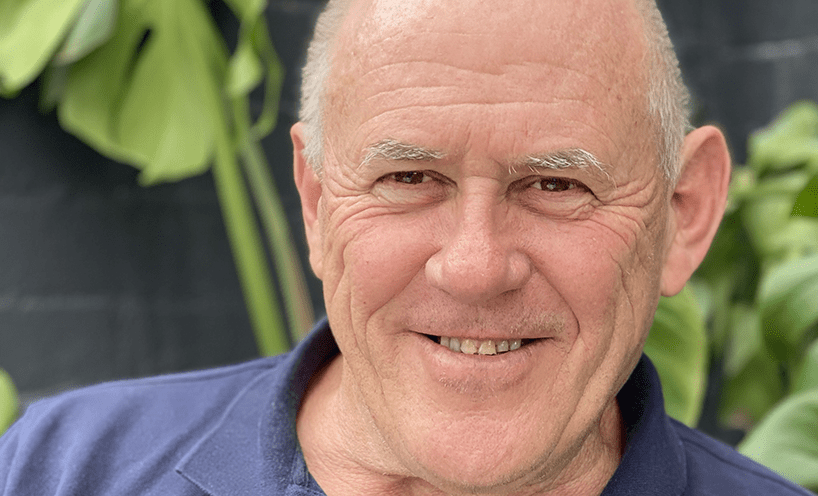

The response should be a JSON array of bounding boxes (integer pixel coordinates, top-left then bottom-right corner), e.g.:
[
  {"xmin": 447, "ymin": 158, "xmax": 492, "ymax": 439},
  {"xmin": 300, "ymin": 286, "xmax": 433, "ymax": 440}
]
[{"xmin": 425, "ymin": 190, "xmax": 532, "ymax": 304}]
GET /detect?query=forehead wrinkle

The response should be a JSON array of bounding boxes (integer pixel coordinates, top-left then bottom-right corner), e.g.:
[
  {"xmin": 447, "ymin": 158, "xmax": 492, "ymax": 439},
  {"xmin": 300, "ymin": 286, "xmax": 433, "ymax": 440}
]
[
  {"xmin": 360, "ymin": 138, "xmax": 446, "ymax": 167},
  {"xmin": 351, "ymin": 59, "xmax": 613, "ymax": 110}
]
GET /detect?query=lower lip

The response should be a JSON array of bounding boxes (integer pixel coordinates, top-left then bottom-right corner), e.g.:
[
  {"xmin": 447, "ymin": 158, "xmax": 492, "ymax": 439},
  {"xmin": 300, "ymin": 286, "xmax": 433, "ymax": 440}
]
[{"xmin": 413, "ymin": 333, "xmax": 553, "ymax": 393}]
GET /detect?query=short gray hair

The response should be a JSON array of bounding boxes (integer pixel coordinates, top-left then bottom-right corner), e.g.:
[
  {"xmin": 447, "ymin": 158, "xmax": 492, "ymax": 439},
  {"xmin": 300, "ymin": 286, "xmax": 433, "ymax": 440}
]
[
  {"xmin": 636, "ymin": 0, "xmax": 692, "ymax": 184},
  {"xmin": 298, "ymin": 0, "xmax": 350, "ymax": 177},
  {"xmin": 298, "ymin": 0, "xmax": 690, "ymax": 183}
]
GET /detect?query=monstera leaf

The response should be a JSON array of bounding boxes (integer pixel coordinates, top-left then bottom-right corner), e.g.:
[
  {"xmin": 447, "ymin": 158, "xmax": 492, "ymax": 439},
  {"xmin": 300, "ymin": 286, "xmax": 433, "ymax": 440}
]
[
  {"xmin": 0, "ymin": 0, "xmax": 87, "ymax": 95},
  {"xmin": 58, "ymin": 0, "xmax": 227, "ymax": 184},
  {"xmin": 1, "ymin": 0, "xmax": 311, "ymax": 356}
]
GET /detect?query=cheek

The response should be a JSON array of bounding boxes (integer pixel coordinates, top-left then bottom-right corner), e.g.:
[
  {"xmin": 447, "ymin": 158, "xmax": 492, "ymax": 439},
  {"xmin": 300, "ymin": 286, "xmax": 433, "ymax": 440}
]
[
  {"xmin": 537, "ymin": 216, "xmax": 661, "ymax": 351},
  {"xmin": 323, "ymin": 210, "xmax": 439, "ymax": 329},
  {"xmin": 541, "ymin": 226, "xmax": 624, "ymax": 323}
]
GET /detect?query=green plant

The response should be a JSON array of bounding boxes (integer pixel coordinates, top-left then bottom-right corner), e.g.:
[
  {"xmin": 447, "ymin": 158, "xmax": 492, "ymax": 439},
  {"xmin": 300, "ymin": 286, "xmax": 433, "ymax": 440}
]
[
  {"xmin": 1, "ymin": 0, "xmax": 313, "ymax": 357},
  {"xmin": 641, "ymin": 102, "xmax": 818, "ymax": 492},
  {"xmin": 692, "ymin": 102, "xmax": 818, "ymax": 492},
  {"xmin": 0, "ymin": 369, "xmax": 18, "ymax": 435},
  {"xmin": 644, "ymin": 287, "xmax": 708, "ymax": 426}
]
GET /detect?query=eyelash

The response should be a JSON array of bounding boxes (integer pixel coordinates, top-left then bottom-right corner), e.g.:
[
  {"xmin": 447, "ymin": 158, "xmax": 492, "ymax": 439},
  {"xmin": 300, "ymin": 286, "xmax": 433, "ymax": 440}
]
[
  {"xmin": 530, "ymin": 177, "xmax": 583, "ymax": 192},
  {"xmin": 388, "ymin": 171, "xmax": 430, "ymax": 185}
]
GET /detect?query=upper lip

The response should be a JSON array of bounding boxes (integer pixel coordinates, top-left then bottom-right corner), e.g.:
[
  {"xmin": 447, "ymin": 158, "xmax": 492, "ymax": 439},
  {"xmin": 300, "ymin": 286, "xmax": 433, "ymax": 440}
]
[
  {"xmin": 421, "ymin": 331, "xmax": 550, "ymax": 341},
  {"xmin": 408, "ymin": 314, "xmax": 565, "ymax": 341}
]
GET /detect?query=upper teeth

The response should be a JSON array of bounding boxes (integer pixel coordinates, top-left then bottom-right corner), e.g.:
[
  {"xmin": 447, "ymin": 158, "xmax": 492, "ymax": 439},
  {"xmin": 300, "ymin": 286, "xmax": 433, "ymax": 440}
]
[{"xmin": 440, "ymin": 336, "xmax": 522, "ymax": 355}]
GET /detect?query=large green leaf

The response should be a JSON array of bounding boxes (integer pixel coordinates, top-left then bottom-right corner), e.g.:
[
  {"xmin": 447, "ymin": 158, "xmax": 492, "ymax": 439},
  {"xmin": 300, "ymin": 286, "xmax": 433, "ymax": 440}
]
[
  {"xmin": 718, "ymin": 304, "xmax": 784, "ymax": 429},
  {"xmin": 792, "ymin": 173, "xmax": 818, "ymax": 218},
  {"xmin": 644, "ymin": 287, "xmax": 708, "ymax": 426},
  {"xmin": 748, "ymin": 101, "xmax": 818, "ymax": 177},
  {"xmin": 58, "ymin": 0, "xmax": 229, "ymax": 184},
  {"xmin": 0, "ymin": 368, "xmax": 18, "ymax": 435},
  {"xmin": 720, "ymin": 351, "xmax": 784, "ymax": 430},
  {"xmin": 739, "ymin": 389, "xmax": 818, "ymax": 491},
  {"xmin": 760, "ymin": 254, "xmax": 818, "ymax": 362},
  {"xmin": 794, "ymin": 339, "xmax": 818, "ymax": 395},
  {"xmin": 117, "ymin": 0, "xmax": 226, "ymax": 184},
  {"xmin": 723, "ymin": 304, "xmax": 762, "ymax": 376},
  {"xmin": 693, "ymin": 210, "xmax": 760, "ymax": 354},
  {"xmin": 53, "ymin": 0, "xmax": 119, "ymax": 65},
  {"xmin": 740, "ymin": 172, "xmax": 818, "ymax": 262},
  {"xmin": 0, "ymin": 0, "xmax": 87, "ymax": 95},
  {"xmin": 57, "ymin": 0, "xmax": 156, "ymax": 165}
]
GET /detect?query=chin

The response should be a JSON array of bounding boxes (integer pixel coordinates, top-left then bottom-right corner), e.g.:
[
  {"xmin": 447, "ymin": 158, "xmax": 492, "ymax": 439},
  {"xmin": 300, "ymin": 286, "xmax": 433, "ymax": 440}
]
[{"xmin": 406, "ymin": 430, "xmax": 554, "ymax": 495}]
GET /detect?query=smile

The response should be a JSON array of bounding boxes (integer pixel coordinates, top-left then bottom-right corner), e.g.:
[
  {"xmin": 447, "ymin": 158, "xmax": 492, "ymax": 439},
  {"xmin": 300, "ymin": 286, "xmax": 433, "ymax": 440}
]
[{"xmin": 435, "ymin": 336, "xmax": 534, "ymax": 355}]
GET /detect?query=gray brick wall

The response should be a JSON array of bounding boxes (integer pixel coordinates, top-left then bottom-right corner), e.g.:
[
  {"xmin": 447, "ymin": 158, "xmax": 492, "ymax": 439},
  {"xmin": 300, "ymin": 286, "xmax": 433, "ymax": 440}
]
[
  {"xmin": 0, "ymin": 1, "xmax": 325, "ymax": 402},
  {"xmin": 0, "ymin": 86, "xmax": 260, "ymax": 399},
  {"xmin": 660, "ymin": 0, "xmax": 818, "ymax": 162},
  {"xmin": 1, "ymin": 1, "xmax": 816, "ymax": 407}
]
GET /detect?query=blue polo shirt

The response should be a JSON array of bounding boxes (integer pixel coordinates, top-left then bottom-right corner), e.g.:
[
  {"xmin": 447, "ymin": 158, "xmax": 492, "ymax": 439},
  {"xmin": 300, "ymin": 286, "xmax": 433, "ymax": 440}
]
[{"xmin": 0, "ymin": 320, "xmax": 812, "ymax": 495}]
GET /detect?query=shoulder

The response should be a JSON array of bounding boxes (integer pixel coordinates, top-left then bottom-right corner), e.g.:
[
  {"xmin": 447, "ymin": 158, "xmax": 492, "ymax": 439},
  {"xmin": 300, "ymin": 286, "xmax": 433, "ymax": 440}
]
[
  {"xmin": 16, "ymin": 355, "xmax": 285, "ymax": 432},
  {"xmin": 0, "ymin": 356, "xmax": 288, "ymax": 495},
  {"xmin": 671, "ymin": 419, "xmax": 814, "ymax": 496}
]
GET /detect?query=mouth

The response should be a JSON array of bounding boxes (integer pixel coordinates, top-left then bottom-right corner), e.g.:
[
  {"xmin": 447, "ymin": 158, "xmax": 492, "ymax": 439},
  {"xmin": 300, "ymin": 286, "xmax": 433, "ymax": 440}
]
[{"xmin": 424, "ymin": 334, "xmax": 539, "ymax": 355}]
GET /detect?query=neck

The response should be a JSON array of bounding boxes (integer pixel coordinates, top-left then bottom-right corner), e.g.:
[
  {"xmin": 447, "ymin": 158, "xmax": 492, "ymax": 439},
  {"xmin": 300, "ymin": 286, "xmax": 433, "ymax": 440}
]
[{"xmin": 296, "ymin": 356, "xmax": 625, "ymax": 496}]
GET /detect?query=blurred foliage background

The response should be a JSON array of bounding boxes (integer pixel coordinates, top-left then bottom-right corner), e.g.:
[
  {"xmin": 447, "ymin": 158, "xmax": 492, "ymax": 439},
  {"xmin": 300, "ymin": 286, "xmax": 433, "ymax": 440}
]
[{"xmin": 1, "ymin": 0, "xmax": 818, "ymax": 492}]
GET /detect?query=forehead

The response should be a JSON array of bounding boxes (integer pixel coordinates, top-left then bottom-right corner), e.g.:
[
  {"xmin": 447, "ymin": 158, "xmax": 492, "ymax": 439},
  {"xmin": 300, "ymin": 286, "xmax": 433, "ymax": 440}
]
[
  {"xmin": 327, "ymin": 0, "xmax": 653, "ymax": 172},
  {"xmin": 346, "ymin": 0, "xmax": 641, "ymax": 62}
]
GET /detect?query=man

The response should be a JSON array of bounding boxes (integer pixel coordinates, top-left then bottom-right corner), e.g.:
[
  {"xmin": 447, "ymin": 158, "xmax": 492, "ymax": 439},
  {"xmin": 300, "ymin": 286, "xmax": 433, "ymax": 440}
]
[{"xmin": 0, "ymin": 0, "xmax": 812, "ymax": 495}]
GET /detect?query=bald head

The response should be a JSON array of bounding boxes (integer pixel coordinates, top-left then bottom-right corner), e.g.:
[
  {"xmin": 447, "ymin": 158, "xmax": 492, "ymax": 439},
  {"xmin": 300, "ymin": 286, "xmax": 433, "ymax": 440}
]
[{"xmin": 298, "ymin": 0, "xmax": 689, "ymax": 183}]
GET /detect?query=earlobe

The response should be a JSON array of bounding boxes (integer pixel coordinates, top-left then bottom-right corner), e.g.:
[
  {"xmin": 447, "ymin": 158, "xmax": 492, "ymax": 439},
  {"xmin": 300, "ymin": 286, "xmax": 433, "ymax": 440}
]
[
  {"xmin": 661, "ymin": 125, "xmax": 732, "ymax": 296},
  {"xmin": 291, "ymin": 122, "xmax": 325, "ymax": 280}
]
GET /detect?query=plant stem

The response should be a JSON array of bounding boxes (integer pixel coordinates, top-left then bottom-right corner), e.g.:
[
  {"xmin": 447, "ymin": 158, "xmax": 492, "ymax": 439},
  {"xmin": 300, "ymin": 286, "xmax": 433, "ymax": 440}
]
[
  {"xmin": 211, "ymin": 113, "xmax": 290, "ymax": 356},
  {"xmin": 233, "ymin": 97, "xmax": 315, "ymax": 339}
]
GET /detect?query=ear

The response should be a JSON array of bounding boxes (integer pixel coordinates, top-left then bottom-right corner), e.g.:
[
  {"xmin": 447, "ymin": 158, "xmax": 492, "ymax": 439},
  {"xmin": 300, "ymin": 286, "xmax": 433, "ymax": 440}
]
[
  {"xmin": 661, "ymin": 125, "xmax": 732, "ymax": 296},
  {"xmin": 291, "ymin": 122, "xmax": 325, "ymax": 280}
]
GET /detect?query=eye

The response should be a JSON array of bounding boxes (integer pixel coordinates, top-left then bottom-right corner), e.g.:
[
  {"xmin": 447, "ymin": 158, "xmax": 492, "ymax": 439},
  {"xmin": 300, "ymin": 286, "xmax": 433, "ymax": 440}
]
[
  {"xmin": 511, "ymin": 175, "xmax": 595, "ymax": 218},
  {"xmin": 389, "ymin": 171, "xmax": 430, "ymax": 185},
  {"xmin": 532, "ymin": 177, "xmax": 581, "ymax": 192},
  {"xmin": 372, "ymin": 170, "xmax": 451, "ymax": 206}
]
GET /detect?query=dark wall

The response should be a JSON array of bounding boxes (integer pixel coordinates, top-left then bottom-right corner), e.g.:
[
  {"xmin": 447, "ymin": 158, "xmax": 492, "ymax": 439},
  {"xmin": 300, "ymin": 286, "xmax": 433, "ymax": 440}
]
[
  {"xmin": 1, "ymin": 1, "xmax": 817, "ymax": 407},
  {"xmin": 0, "ymin": 1, "xmax": 326, "ymax": 405},
  {"xmin": 659, "ymin": 0, "xmax": 818, "ymax": 162}
]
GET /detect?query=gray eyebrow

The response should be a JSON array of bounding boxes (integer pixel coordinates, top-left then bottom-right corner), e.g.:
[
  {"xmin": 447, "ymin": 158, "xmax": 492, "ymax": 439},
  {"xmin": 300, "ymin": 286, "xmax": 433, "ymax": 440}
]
[
  {"xmin": 360, "ymin": 142, "xmax": 609, "ymax": 180},
  {"xmin": 517, "ymin": 148, "xmax": 606, "ymax": 174},
  {"xmin": 361, "ymin": 139, "xmax": 445, "ymax": 166}
]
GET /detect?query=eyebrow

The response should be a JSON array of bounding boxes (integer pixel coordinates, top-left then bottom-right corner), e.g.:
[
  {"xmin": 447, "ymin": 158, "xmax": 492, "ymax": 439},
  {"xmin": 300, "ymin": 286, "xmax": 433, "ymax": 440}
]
[
  {"xmin": 361, "ymin": 139, "xmax": 445, "ymax": 166},
  {"xmin": 361, "ymin": 141, "xmax": 609, "ymax": 178},
  {"xmin": 516, "ymin": 148, "xmax": 606, "ymax": 174}
]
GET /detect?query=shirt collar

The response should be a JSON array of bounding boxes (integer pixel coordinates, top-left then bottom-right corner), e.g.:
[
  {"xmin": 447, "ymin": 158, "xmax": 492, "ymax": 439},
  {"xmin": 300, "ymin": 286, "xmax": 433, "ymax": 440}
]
[
  {"xmin": 176, "ymin": 318, "xmax": 337, "ymax": 496},
  {"xmin": 601, "ymin": 355, "xmax": 688, "ymax": 495}
]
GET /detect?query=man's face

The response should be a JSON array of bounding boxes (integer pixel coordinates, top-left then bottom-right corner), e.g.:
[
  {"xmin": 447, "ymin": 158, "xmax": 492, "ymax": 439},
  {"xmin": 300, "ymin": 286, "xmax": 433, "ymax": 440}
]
[{"xmin": 301, "ymin": 0, "xmax": 674, "ymax": 490}]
